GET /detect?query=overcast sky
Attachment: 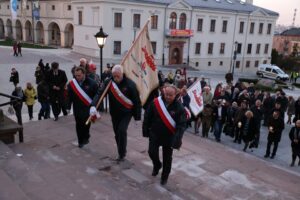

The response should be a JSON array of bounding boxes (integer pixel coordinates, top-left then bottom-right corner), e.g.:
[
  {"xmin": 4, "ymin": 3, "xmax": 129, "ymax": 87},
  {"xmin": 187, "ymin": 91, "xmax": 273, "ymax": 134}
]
[{"xmin": 254, "ymin": 0, "xmax": 300, "ymax": 26}]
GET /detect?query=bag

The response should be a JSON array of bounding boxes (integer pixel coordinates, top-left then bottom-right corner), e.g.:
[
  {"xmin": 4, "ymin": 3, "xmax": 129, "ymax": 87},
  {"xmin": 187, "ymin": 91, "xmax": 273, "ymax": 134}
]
[{"xmin": 8, "ymin": 106, "xmax": 15, "ymax": 115}]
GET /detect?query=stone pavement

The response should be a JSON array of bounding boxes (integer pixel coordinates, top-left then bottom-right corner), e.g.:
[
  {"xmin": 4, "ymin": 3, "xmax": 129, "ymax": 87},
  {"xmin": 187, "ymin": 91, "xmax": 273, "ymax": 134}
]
[{"xmin": 0, "ymin": 114, "xmax": 300, "ymax": 200}]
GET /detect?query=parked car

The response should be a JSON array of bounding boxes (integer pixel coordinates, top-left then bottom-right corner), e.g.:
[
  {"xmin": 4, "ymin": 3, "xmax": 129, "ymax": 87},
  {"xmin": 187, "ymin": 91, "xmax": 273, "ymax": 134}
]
[{"xmin": 256, "ymin": 64, "xmax": 289, "ymax": 81}]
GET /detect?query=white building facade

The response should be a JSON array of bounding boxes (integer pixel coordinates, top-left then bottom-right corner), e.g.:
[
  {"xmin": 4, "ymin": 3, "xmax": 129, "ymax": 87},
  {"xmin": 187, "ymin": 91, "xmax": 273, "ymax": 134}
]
[
  {"xmin": 72, "ymin": 0, "xmax": 278, "ymax": 73},
  {"xmin": 0, "ymin": 0, "xmax": 278, "ymax": 73}
]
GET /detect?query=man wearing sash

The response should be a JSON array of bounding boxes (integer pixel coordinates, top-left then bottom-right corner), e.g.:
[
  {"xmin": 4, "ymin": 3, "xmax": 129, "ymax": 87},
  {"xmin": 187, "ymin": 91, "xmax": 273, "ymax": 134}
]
[
  {"xmin": 143, "ymin": 85, "xmax": 186, "ymax": 185},
  {"xmin": 91, "ymin": 65, "xmax": 141, "ymax": 162},
  {"xmin": 67, "ymin": 67, "xmax": 98, "ymax": 148}
]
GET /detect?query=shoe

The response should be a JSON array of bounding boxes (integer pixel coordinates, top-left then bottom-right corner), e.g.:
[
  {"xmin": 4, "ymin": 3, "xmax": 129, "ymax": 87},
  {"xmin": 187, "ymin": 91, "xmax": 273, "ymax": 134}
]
[
  {"xmin": 115, "ymin": 156, "xmax": 125, "ymax": 162},
  {"xmin": 298, "ymin": 160, "xmax": 300, "ymax": 166},
  {"xmin": 264, "ymin": 154, "xmax": 269, "ymax": 158},
  {"xmin": 78, "ymin": 143, "xmax": 84, "ymax": 148},
  {"xmin": 290, "ymin": 161, "xmax": 295, "ymax": 167},
  {"xmin": 160, "ymin": 178, "xmax": 168, "ymax": 185},
  {"xmin": 152, "ymin": 163, "xmax": 162, "ymax": 176},
  {"xmin": 270, "ymin": 155, "xmax": 275, "ymax": 159},
  {"xmin": 54, "ymin": 117, "xmax": 58, "ymax": 121},
  {"xmin": 83, "ymin": 139, "xmax": 89, "ymax": 145}
]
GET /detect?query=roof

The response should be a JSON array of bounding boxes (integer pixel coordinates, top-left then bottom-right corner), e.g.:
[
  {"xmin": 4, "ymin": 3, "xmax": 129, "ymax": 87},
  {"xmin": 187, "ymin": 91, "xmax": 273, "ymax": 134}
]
[
  {"xmin": 121, "ymin": 0, "xmax": 279, "ymax": 16},
  {"xmin": 281, "ymin": 28, "xmax": 300, "ymax": 36}
]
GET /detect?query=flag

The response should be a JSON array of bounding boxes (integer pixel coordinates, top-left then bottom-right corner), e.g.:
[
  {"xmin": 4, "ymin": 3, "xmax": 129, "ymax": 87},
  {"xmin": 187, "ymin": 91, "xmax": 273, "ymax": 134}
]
[
  {"xmin": 10, "ymin": 0, "xmax": 18, "ymax": 19},
  {"xmin": 121, "ymin": 20, "xmax": 159, "ymax": 105},
  {"xmin": 32, "ymin": 0, "xmax": 40, "ymax": 20},
  {"xmin": 187, "ymin": 80, "xmax": 204, "ymax": 116}
]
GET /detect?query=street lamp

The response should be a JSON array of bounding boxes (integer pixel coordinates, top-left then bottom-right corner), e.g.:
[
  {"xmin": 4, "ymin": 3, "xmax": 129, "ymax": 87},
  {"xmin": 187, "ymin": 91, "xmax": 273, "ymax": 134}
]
[
  {"xmin": 94, "ymin": 26, "xmax": 108, "ymax": 80},
  {"xmin": 232, "ymin": 41, "xmax": 238, "ymax": 76}
]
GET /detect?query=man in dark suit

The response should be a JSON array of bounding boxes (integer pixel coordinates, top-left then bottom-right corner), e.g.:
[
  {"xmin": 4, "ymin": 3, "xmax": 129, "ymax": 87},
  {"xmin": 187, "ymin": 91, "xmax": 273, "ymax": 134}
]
[
  {"xmin": 46, "ymin": 62, "xmax": 68, "ymax": 121},
  {"xmin": 212, "ymin": 99, "xmax": 227, "ymax": 142}
]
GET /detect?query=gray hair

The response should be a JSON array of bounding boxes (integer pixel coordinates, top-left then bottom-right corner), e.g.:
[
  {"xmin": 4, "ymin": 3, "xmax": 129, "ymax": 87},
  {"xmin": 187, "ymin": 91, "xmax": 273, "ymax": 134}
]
[{"xmin": 112, "ymin": 64, "xmax": 123, "ymax": 74}]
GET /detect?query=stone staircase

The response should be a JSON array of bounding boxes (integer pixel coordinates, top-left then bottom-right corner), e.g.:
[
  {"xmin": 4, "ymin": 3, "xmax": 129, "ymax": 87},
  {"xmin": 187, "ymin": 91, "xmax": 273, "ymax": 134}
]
[{"xmin": 0, "ymin": 114, "xmax": 300, "ymax": 200}]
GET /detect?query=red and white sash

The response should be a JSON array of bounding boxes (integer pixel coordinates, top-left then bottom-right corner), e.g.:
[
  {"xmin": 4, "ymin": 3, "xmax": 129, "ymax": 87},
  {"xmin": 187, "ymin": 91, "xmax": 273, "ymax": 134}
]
[
  {"xmin": 69, "ymin": 78, "xmax": 92, "ymax": 106},
  {"xmin": 154, "ymin": 96, "xmax": 176, "ymax": 134},
  {"xmin": 184, "ymin": 107, "xmax": 191, "ymax": 120},
  {"xmin": 110, "ymin": 81, "xmax": 133, "ymax": 109}
]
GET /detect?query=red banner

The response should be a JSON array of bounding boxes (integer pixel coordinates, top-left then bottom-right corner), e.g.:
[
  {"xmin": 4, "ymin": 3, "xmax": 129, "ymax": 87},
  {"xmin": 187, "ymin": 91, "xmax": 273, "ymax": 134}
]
[{"xmin": 167, "ymin": 29, "xmax": 194, "ymax": 37}]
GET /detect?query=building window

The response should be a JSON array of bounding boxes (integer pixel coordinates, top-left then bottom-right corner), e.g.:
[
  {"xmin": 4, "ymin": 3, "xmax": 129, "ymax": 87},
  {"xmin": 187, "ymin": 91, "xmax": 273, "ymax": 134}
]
[
  {"xmin": 259, "ymin": 23, "xmax": 263, "ymax": 34},
  {"xmin": 237, "ymin": 43, "xmax": 242, "ymax": 54},
  {"xmin": 169, "ymin": 12, "xmax": 177, "ymax": 29},
  {"xmin": 195, "ymin": 62, "xmax": 199, "ymax": 67},
  {"xmin": 267, "ymin": 23, "xmax": 272, "ymax": 34},
  {"xmin": 197, "ymin": 18, "xmax": 203, "ymax": 32},
  {"xmin": 239, "ymin": 21, "xmax": 244, "ymax": 33},
  {"xmin": 114, "ymin": 41, "xmax": 121, "ymax": 55},
  {"xmin": 246, "ymin": 61, "xmax": 250, "ymax": 68},
  {"xmin": 208, "ymin": 43, "xmax": 214, "ymax": 54},
  {"xmin": 78, "ymin": 11, "xmax": 83, "ymax": 25},
  {"xmin": 250, "ymin": 22, "xmax": 255, "ymax": 34},
  {"xmin": 220, "ymin": 43, "xmax": 225, "ymax": 54},
  {"xmin": 68, "ymin": 5, "xmax": 71, "ymax": 11},
  {"xmin": 263, "ymin": 60, "xmax": 267, "ymax": 64},
  {"xmin": 236, "ymin": 61, "xmax": 240, "ymax": 68},
  {"xmin": 210, "ymin": 19, "xmax": 216, "ymax": 32},
  {"xmin": 151, "ymin": 15, "xmax": 158, "ymax": 29},
  {"xmin": 26, "ymin": 5, "xmax": 29, "ymax": 10},
  {"xmin": 7, "ymin": 5, "xmax": 9, "ymax": 9},
  {"xmin": 247, "ymin": 44, "xmax": 252, "ymax": 54},
  {"xmin": 208, "ymin": 61, "xmax": 211, "ymax": 66},
  {"xmin": 264, "ymin": 44, "xmax": 269, "ymax": 54},
  {"xmin": 256, "ymin": 43, "xmax": 261, "ymax": 54},
  {"xmin": 114, "ymin": 13, "xmax": 122, "ymax": 28},
  {"xmin": 17, "ymin": 5, "xmax": 19, "ymax": 10},
  {"xmin": 195, "ymin": 43, "xmax": 201, "ymax": 54},
  {"xmin": 222, "ymin": 20, "xmax": 227, "ymax": 33},
  {"xmin": 151, "ymin": 42, "xmax": 157, "ymax": 54},
  {"xmin": 220, "ymin": 61, "xmax": 223, "ymax": 66},
  {"xmin": 52, "ymin": 5, "xmax": 55, "ymax": 10},
  {"xmin": 255, "ymin": 60, "xmax": 259, "ymax": 67},
  {"xmin": 179, "ymin": 13, "xmax": 186, "ymax": 30},
  {"xmin": 133, "ymin": 14, "xmax": 141, "ymax": 28}
]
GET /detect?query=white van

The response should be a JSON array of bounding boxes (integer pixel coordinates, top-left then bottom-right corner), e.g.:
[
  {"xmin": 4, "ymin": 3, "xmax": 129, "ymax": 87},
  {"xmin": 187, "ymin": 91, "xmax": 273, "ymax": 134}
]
[{"xmin": 256, "ymin": 64, "xmax": 289, "ymax": 81}]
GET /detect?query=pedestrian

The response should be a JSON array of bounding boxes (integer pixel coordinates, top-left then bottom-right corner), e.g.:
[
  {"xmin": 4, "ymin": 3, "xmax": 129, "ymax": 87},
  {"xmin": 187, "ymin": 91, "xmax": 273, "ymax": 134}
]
[
  {"xmin": 88, "ymin": 63, "xmax": 101, "ymax": 86},
  {"xmin": 201, "ymin": 104, "xmax": 213, "ymax": 138},
  {"xmin": 91, "ymin": 64, "xmax": 141, "ymax": 161},
  {"xmin": 68, "ymin": 67, "xmax": 99, "ymax": 148},
  {"xmin": 24, "ymin": 82, "xmax": 37, "ymax": 120},
  {"xmin": 143, "ymin": 85, "xmax": 186, "ymax": 185},
  {"xmin": 11, "ymin": 86, "xmax": 25, "ymax": 125},
  {"xmin": 250, "ymin": 100, "xmax": 264, "ymax": 148},
  {"xmin": 46, "ymin": 62, "xmax": 68, "ymax": 121},
  {"xmin": 264, "ymin": 110, "xmax": 285, "ymax": 159},
  {"xmin": 287, "ymin": 96, "xmax": 295, "ymax": 124},
  {"xmin": 294, "ymin": 97, "xmax": 300, "ymax": 123},
  {"xmin": 289, "ymin": 120, "xmax": 300, "ymax": 167},
  {"xmin": 241, "ymin": 111, "xmax": 255, "ymax": 151},
  {"xmin": 38, "ymin": 59, "xmax": 45, "ymax": 72},
  {"xmin": 37, "ymin": 80, "xmax": 50, "ymax": 120},
  {"xmin": 13, "ymin": 42, "xmax": 18, "ymax": 57},
  {"xmin": 233, "ymin": 101, "xmax": 248, "ymax": 144},
  {"xmin": 35, "ymin": 65, "xmax": 44, "ymax": 84},
  {"xmin": 212, "ymin": 99, "xmax": 227, "ymax": 142},
  {"xmin": 17, "ymin": 41, "xmax": 22, "ymax": 56},
  {"xmin": 9, "ymin": 67, "xmax": 19, "ymax": 87}
]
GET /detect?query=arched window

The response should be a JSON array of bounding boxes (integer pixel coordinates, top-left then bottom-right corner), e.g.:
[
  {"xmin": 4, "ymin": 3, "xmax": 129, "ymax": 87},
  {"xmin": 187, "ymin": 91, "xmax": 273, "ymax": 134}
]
[
  {"xmin": 169, "ymin": 12, "xmax": 177, "ymax": 29},
  {"xmin": 179, "ymin": 13, "xmax": 186, "ymax": 30}
]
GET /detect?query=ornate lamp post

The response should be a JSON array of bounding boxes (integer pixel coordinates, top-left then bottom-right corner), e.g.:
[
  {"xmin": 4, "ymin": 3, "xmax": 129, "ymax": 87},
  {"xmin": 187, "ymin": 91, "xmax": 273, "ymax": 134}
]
[
  {"xmin": 232, "ymin": 41, "xmax": 238, "ymax": 76},
  {"xmin": 94, "ymin": 26, "xmax": 108, "ymax": 80}
]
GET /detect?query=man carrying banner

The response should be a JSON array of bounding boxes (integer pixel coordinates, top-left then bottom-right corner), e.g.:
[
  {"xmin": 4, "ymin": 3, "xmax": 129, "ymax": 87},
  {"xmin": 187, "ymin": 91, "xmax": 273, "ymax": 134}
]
[
  {"xmin": 91, "ymin": 65, "xmax": 141, "ymax": 162},
  {"xmin": 143, "ymin": 85, "xmax": 186, "ymax": 185},
  {"xmin": 67, "ymin": 67, "xmax": 98, "ymax": 148}
]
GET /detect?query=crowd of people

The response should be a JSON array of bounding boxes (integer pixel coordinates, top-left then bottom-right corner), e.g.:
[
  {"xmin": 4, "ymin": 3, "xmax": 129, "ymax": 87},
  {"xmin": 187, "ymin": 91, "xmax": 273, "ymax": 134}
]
[{"xmin": 8, "ymin": 60, "xmax": 300, "ymax": 185}]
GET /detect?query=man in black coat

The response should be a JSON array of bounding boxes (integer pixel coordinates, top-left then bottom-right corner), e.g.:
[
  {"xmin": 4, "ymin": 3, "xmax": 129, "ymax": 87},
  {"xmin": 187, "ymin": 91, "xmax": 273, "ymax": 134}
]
[
  {"xmin": 68, "ymin": 67, "xmax": 98, "ymax": 148},
  {"xmin": 250, "ymin": 100, "xmax": 264, "ymax": 148},
  {"xmin": 143, "ymin": 85, "xmax": 186, "ymax": 185},
  {"xmin": 46, "ymin": 62, "xmax": 68, "ymax": 121},
  {"xmin": 92, "ymin": 65, "xmax": 141, "ymax": 161},
  {"xmin": 264, "ymin": 110, "xmax": 285, "ymax": 159},
  {"xmin": 212, "ymin": 99, "xmax": 227, "ymax": 142},
  {"xmin": 289, "ymin": 120, "xmax": 300, "ymax": 166},
  {"xmin": 37, "ymin": 80, "xmax": 50, "ymax": 120}
]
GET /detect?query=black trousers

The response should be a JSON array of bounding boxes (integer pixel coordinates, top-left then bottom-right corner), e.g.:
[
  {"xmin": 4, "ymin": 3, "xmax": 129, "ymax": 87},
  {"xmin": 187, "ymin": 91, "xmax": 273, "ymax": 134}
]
[
  {"xmin": 75, "ymin": 117, "xmax": 91, "ymax": 145},
  {"xmin": 266, "ymin": 140, "xmax": 279, "ymax": 156},
  {"xmin": 50, "ymin": 95, "xmax": 67, "ymax": 117},
  {"xmin": 111, "ymin": 113, "xmax": 132, "ymax": 158},
  {"xmin": 148, "ymin": 139, "xmax": 173, "ymax": 180},
  {"xmin": 27, "ymin": 105, "xmax": 33, "ymax": 119}
]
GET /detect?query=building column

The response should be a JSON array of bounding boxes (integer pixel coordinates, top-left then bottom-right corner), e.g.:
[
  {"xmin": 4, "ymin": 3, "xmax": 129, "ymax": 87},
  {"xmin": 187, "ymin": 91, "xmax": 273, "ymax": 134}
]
[
  {"xmin": 44, "ymin": 29, "xmax": 49, "ymax": 45},
  {"xmin": 60, "ymin": 31, "xmax": 65, "ymax": 47}
]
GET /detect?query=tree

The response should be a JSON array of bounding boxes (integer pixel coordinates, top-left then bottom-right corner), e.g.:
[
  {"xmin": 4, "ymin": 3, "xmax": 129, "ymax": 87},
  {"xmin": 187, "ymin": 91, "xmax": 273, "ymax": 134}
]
[{"xmin": 271, "ymin": 48, "xmax": 280, "ymax": 65}]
